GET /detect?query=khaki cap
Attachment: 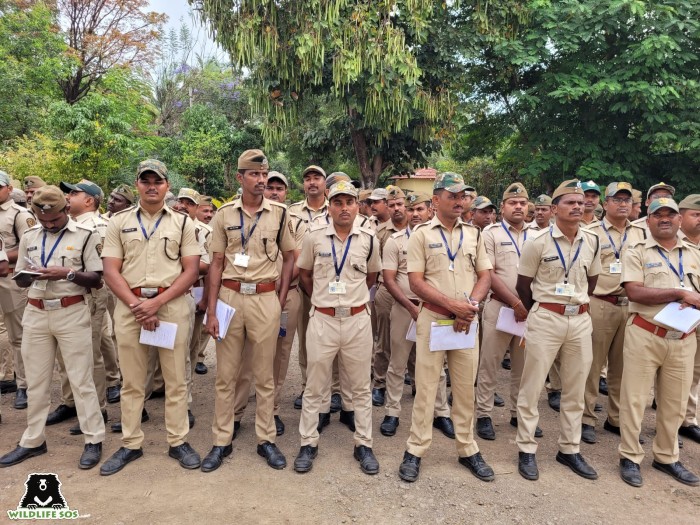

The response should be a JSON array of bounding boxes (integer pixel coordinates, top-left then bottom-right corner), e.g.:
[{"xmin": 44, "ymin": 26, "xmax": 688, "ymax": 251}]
[
  {"xmin": 0, "ymin": 171, "xmax": 11, "ymax": 187},
  {"xmin": 198, "ymin": 195, "xmax": 215, "ymax": 207},
  {"xmin": 552, "ymin": 179, "xmax": 584, "ymax": 200},
  {"xmin": 678, "ymin": 194, "xmax": 700, "ymax": 211},
  {"xmin": 647, "ymin": 182, "xmax": 676, "ymax": 199},
  {"xmin": 471, "ymin": 196, "xmax": 497, "ymax": 210},
  {"xmin": 328, "ymin": 181, "xmax": 358, "ymax": 200},
  {"xmin": 386, "ymin": 185, "xmax": 406, "ymax": 200},
  {"xmin": 406, "ymin": 192, "xmax": 432, "ymax": 207},
  {"xmin": 605, "ymin": 181, "xmax": 633, "ymax": 198},
  {"xmin": 60, "ymin": 179, "xmax": 102, "ymax": 198},
  {"xmin": 177, "ymin": 187, "xmax": 200, "ymax": 204},
  {"xmin": 24, "ymin": 176, "xmax": 46, "ymax": 190},
  {"xmin": 31, "ymin": 185, "xmax": 67, "ymax": 215},
  {"xmin": 10, "ymin": 189, "xmax": 27, "ymax": 205},
  {"xmin": 359, "ymin": 189, "xmax": 372, "ymax": 201},
  {"xmin": 502, "ymin": 182, "xmax": 529, "ymax": 201},
  {"xmin": 112, "ymin": 184, "xmax": 135, "ymax": 204},
  {"xmin": 632, "ymin": 189, "xmax": 642, "ymax": 204},
  {"xmin": 534, "ymin": 194, "xmax": 552, "ymax": 206},
  {"xmin": 325, "ymin": 172, "xmax": 351, "ymax": 188},
  {"xmin": 238, "ymin": 149, "xmax": 268, "ymax": 170},
  {"xmin": 368, "ymin": 188, "xmax": 388, "ymax": 201},
  {"xmin": 267, "ymin": 171, "xmax": 289, "ymax": 187},
  {"xmin": 301, "ymin": 165, "xmax": 326, "ymax": 178},
  {"xmin": 137, "ymin": 159, "xmax": 168, "ymax": 179},
  {"xmin": 648, "ymin": 198, "xmax": 679, "ymax": 214}
]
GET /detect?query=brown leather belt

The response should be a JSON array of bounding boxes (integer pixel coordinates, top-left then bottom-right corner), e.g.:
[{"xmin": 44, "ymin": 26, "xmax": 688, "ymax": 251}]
[
  {"xmin": 222, "ymin": 280, "xmax": 276, "ymax": 294},
  {"xmin": 539, "ymin": 302, "xmax": 589, "ymax": 316},
  {"xmin": 422, "ymin": 302, "xmax": 455, "ymax": 319},
  {"xmin": 28, "ymin": 295, "xmax": 85, "ymax": 310},
  {"xmin": 131, "ymin": 287, "xmax": 168, "ymax": 298},
  {"xmin": 632, "ymin": 314, "xmax": 693, "ymax": 340},
  {"xmin": 593, "ymin": 295, "xmax": 629, "ymax": 306},
  {"xmin": 315, "ymin": 305, "xmax": 366, "ymax": 318}
]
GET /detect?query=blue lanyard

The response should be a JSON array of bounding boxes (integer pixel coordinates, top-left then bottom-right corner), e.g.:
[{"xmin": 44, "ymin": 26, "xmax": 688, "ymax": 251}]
[
  {"xmin": 405, "ymin": 226, "xmax": 411, "ymax": 239},
  {"xmin": 601, "ymin": 222, "xmax": 627, "ymax": 261},
  {"xmin": 656, "ymin": 247, "xmax": 684, "ymax": 287},
  {"xmin": 41, "ymin": 229, "xmax": 67, "ymax": 267},
  {"xmin": 550, "ymin": 227, "xmax": 583, "ymax": 283},
  {"xmin": 136, "ymin": 210, "xmax": 164, "ymax": 241},
  {"xmin": 502, "ymin": 222, "xmax": 527, "ymax": 257},
  {"xmin": 239, "ymin": 208, "xmax": 262, "ymax": 253},
  {"xmin": 331, "ymin": 235, "xmax": 352, "ymax": 281},
  {"xmin": 439, "ymin": 226, "xmax": 464, "ymax": 265}
]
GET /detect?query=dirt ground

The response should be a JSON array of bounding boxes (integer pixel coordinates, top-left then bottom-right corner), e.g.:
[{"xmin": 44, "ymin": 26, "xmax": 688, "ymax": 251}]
[{"xmin": 1, "ymin": 337, "xmax": 699, "ymax": 525}]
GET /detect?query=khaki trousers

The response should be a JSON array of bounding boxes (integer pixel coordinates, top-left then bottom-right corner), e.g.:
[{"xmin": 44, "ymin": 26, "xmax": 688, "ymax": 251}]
[
  {"xmin": 0, "ymin": 282, "xmax": 27, "ymax": 389},
  {"xmin": 299, "ymin": 308, "xmax": 373, "ymax": 447},
  {"xmin": 298, "ymin": 290, "xmax": 311, "ymax": 390},
  {"xmin": 476, "ymin": 298, "xmax": 526, "ymax": 419},
  {"xmin": 197, "ymin": 322, "xmax": 210, "ymax": 362},
  {"xmin": 184, "ymin": 294, "xmax": 196, "ymax": 404},
  {"xmin": 406, "ymin": 307, "xmax": 479, "ymax": 458},
  {"xmin": 372, "ymin": 284, "xmax": 395, "ymax": 388},
  {"xmin": 583, "ymin": 297, "xmax": 626, "ymax": 427},
  {"xmin": 683, "ymin": 331, "xmax": 700, "ymax": 427},
  {"xmin": 20, "ymin": 301, "xmax": 104, "ymax": 447},
  {"xmin": 619, "ymin": 321, "xmax": 696, "ymax": 464},
  {"xmin": 0, "ymin": 315, "xmax": 12, "ymax": 380},
  {"xmin": 104, "ymin": 289, "xmax": 121, "ymax": 387},
  {"xmin": 546, "ymin": 358, "xmax": 562, "ymax": 392},
  {"xmin": 212, "ymin": 287, "xmax": 279, "ymax": 446},
  {"xmin": 385, "ymin": 301, "xmax": 449, "ymax": 418},
  {"xmin": 115, "ymin": 295, "xmax": 190, "ymax": 449},
  {"xmin": 516, "ymin": 305, "xmax": 593, "ymax": 454}
]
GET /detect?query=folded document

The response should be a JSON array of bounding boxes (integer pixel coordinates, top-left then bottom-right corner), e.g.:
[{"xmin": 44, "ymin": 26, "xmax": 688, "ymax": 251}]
[
  {"xmin": 653, "ymin": 302, "xmax": 700, "ymax": 334},
  {"xmin": 429, "ymin": 320, "xmax": 478, "ymax": 351}
]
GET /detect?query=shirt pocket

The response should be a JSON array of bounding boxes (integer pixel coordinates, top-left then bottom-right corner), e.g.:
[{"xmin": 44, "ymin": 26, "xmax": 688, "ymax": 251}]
[
  {"xmin": 314, "ymin": 254, "xmax": 334, "ymax": 280},
  {"xmin": 644, "ymin": 265, "xmax": 670, "ymax": 289},
  {"xmin": 58, "ymin": 247, "xmax": 83, "ymax": 269},
  {"xmin": 258, "ymin": 227, "xmax": 280, "ymax": 262},
  {"xmin": 122, "ymin": 231, "xmax": 144, "ymax": 260},
  {"xmin": 159, "ymin": 229, "xmax": 181, "ymax": 261},
  {"xmin": 426, "ymin": 244, "xmax": 449, "ymax": 273},
  {"xmin": 495, "ymin": 242, "xmax": 518, "ymax": 268},
  {"xmin": 349, "ymin": 255, "xmax": 368, "ymax": 280},
  {"xmin": 225, "ymin": 227, "xmax": 243, "ymax": 253},
  {"xmin": 570, "ymin": 256, "xmax": 592, "ymax": 283}
]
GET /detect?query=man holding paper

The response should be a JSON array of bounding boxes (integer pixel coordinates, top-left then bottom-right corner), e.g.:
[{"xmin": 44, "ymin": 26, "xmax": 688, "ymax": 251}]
[
  {"xmin": 618, "ymin": 197, "xmax": 700, "ymax": 487},
  {"xmin": 398, "ymin": 172, "xmax": 494, "ymax": 483},
  {"xmin": 515, "ymin": 179, "xmax": 601, "ymax": 482}
]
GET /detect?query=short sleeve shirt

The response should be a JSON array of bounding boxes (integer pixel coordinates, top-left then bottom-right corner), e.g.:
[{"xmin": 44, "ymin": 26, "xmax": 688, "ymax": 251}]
[
  {"xmin": 382, "ymin": 227, "xmax": 417, "ymax": 300},
  {"xmin": 0, "ymin": 199, "xmax": 35, "ymax": 265},
  {"xmin": 588, "ymin": 219, "xmax": 646, "ymax": 296},
  {"xmin": 483, "ymin": 219, "xmax": 533, "ymax": 293},
  {"xmin": 74, "ymin": 211, "xmax": 109, "ymax": 242},
  {"xmin": 289, "ymin": 199, "xmax": 328, "ymax": 225}
]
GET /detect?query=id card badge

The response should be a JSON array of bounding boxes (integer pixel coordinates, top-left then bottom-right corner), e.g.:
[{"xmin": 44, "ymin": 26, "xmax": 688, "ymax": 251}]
[
  {"xmin": 609, "ymin": 261, "xmax": 622, "ymax": 274},
  {"xmin": 329, "ymin": 280, "xmax": 347, "ymax": 295},
  {"xmin": 448, "ymin": 261, "xmax": 455, "ymax": 272},
  {"xmin": 32, "ymin": 279, "xmax": 47, "ymax": 291},
  {"xmin": 555, "ymin": 282, "xmax": 576, "ymax": 297},
  {"xmin": 234, "ymin": 253, "xmax": 250, "ymax": 268}
]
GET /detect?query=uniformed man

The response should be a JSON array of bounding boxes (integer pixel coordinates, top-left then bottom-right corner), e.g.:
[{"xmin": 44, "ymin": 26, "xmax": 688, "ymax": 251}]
[
  {"xmin": 618, "ymin": 198, "xmax": 700, "ymax": 487},
  {"xmin": 23, "ymin": 176, "xmax": 45, "ymax": 207},
  {"xmin": 0, "ymin": 238, "xmax": 10, "ymax": 423},
  {"xmin": 294, "ymin": 180, "xmax": 381, "ymax": 474},
  {"xmin": 630, "ymin": 189, "xmax": 643, "ymax": 221},
  {"xmin": 515, "ymin": 179, "xmax": 601, "ymax": 481},
  {"xmin": 0, "ymin": 185, "xmax": 105, "ymax": 469},
  {"xmin": 0, "ymin": 171, "xmax": 33, "ymax": 410},
  {"xmin": 533, "ymin": 194, "xmax": 553, "ymax": 229},
  {"xmin": 580, "ymin": 180, "xmax": 601, "ymax": 226},
  {"xmin": 106, "ymin": 184, "xmax": 135, "ymax": 217},
  {"xmin": 196, "ymin": 195, "xmax": 216, "ymax": 226},
  {"xmin": 678, "ymin": 194, "xmax": 700, "ymax": 444},
  {"xmin": 471, "ymin": 196, "xmax": 497, "ymax": 230},
  {"xmin": 398, "ymin": 172, "xmax": 495, "ymax": 483},
  {"xmin": 201, "ymin": 149, "xmax": 294, "ymax": 473},
  {"xmin": 11, "ymin": 189, "xmax": 27, "ymax": 207},
  {"xmin": 193, "ymin": 195, "xmax": 216, "ymax": 373},
  {"xmin": 475, "ymin": 183, "xmax": 541, "ymax": 441},
  {"xmin": 358, "ymin": 189, "xmax": 377, "ymax": 228},
  {"xmin": 632, "ymin": 182, "xmax": 676, "ymax": 228},
  {"xmin": 581, "ymin": 182, "xmax": 645, "ymax": 445},
  {"xmin": 525, "ymin": 202, "xmax": 535, "ymax": 224},
  {"xmin": 100, "ymin": 159, "xmax": 202, "ymax": 475}
]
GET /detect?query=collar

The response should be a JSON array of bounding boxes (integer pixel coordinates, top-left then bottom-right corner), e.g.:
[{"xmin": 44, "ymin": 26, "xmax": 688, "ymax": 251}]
[
  {"xmin": 232, "ymin": 197, "xmax": 271, "ymax": 214},
  {"xmin": 429, "ymin": 215, "xmax": 465, "ymax": 231},
  {"xmin": 74, "ymin": 211, "xmax": 99, "ymax": 223},
  {"xmin": 602, "ymin": 216, "xmax": 631, "ymax": 233},
  {"xmin": 501, "ymin": 218, "xmax": 529, "ymax": 233},
  {"xmin": 324, "ymin": 222, "xmax": 361, "ymax": 240},
  {"xmin": 43, "ymin": 217, "xmax": 77, "ymax": 235},
  {"xmin": 679, "ymin": 231, "xmax": 700, "ymax": 249},
  {"xmin": 645, "ymin": 234, "xmax": 685, "ymax": 251},
  {"xmin": 303, "ymin": 198, "xmax": 328, "ymax": 213},
  {"xmin": 136, "ymin": 203, "xmax": 171, "ymax": 219},
  {"xmin": 551, "ymin": 222, "xmax": 584, "ymax": 242},
  {"xmin": 0, "ymin": 199, "xmax": 13, "ymax": 210}
]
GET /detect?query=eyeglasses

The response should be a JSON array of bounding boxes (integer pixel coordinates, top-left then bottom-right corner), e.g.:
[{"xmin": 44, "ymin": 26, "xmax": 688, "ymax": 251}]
[{"xmin": 608, "ymin": 197, "xmax": 632, "ymax": 205}]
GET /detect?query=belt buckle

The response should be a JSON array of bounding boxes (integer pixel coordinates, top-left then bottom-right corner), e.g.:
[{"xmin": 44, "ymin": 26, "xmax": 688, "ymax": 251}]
[
  {"xmin": 617, "ymin": 297, "xmax": 629, "ymax": 306},
  {"xmin": 240, "ymin": 282, "xmax": 257, "ymax": 295},
  {"xmin": 334, "ymin": 307, "xmax": 350, "ymax": 318},
  {"xmin": 141, "ymin": 287, "xmax": 159, "ymax": 298},
  {"xmin": 43, "ymin": 299, "xmax": 62, "ymax": 311},
  {"xmin": 563, "ymin": 305, "xmax": 579, "ymax": 316},
  {"xmin": 665, "ymin": 330, "xmax": 683, "ymax": 340}
]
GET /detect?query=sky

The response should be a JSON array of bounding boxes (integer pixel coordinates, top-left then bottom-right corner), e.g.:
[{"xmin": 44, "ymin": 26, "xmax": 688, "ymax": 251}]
[{"xmin": 149, "ymin": 0, "xmax": 222, "ymax": 57}]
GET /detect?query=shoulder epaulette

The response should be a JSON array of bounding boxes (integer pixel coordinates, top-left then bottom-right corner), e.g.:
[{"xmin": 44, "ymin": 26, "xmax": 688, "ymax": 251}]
[
  {"xmin": 528, "ymin": 227, "xmax": 549, "ymax": 240},
  {"xmin": 112, "ymin": 206, "xmax": 134, "ymax": 217},
  {"xmin": 390, "ymin": 229, "xmax": 405, "ymax": 239},
  {"xmin": 26, "ymin": 224, "xmax": 42, "ymax": 232},
  {"xmin": 359, "ymin": 226, "xmax": 376, "ymax": 237},
  {"xmin": 309, "ymin": 223, "xmax": 328, "ymax": 233},
  {"xmin": 413, "ymin": 222, "xmax": 430, "ymax": 232},
  {"xmin": 483, "ymin": 222, "xmax": 500, "ymax": 232},
  {"xmin": 269, "ymin": 200, "xmax": 287, "ymax": 210},
  {"xmin": 218, "ymin": 201, "xmax": 236, "ymax": 210},
  {"xmin": 74, "ymin": 222, "xmax": 95, "ymax": 233}
]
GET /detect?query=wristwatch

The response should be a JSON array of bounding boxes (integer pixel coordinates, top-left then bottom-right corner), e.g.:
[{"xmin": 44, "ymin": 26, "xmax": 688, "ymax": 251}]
[{"xmin": 66, "ymin": 270, "xmax": 76, "ymax": 281}]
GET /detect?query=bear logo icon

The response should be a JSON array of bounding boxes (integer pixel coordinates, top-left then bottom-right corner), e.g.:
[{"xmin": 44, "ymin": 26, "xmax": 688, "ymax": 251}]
[{"xmin": 18, "ymin": 473, "xmax": 67, "ymax": 510}]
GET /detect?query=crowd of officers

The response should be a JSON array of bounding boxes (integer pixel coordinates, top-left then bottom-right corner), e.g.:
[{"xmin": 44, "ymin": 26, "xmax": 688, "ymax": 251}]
[{"xmin": 0, "ymin": 151, "xmax": 698, "ymax": 490}]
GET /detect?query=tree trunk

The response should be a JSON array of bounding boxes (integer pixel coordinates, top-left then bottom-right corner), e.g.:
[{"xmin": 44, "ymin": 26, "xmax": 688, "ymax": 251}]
[{"xmin": 350, "ymin": 127, "xmax": 375, "ymax": 188}]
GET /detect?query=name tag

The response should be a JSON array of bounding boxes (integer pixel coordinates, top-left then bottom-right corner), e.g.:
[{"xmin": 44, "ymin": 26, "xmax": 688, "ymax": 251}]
[
  {"xmin": 329, "ymin": 281, "xmax": 347, "ymax": 294},
  {"xmin": 609, "ymin": 262, "xmax": 622, "ymax": 274},
  {"xmin": 318, "ymin": 252, "xmax": 331, "ymax": 257},
  {"xmin": 543, "ymin": 256, "xmax": 559, "ymax": 262},
  {"xmin": 555, "ymin": 282, "xmax": 576, "ymax": 296},
  {"xmin": 402, "ymin": 250, "xmax": 408, "ymax": 255},
  {"xmin": 645, "ymin": 262, "xmax": 662, "ymax": 268},
  {"xmin": 27, "ymin": 246, "xmax": 37, "ymax": 252},
  {"xmin": 500, "ymin": 242, "xmax": 513, "ymax": 246},
  {"xmin": 227, "ymin": 226, "xmax": 242, "ymax": 231},
  {"xmin": 32, "ymin": 279, "xmax": 47, "ymax": 291},
  {"xmin": 234, "ymin": 253, "xmax": 250, "ymax": 267},
  {"xmin": 121, "ymin": 228, "xmax": 137, "ymax": 233},
  {"xmin": 601, "ymin": 243, "xmax": 612, "ymax": 250},
  {"xmin": 429, "ymin": 243, "xmax": 443, "ymax": 248}
]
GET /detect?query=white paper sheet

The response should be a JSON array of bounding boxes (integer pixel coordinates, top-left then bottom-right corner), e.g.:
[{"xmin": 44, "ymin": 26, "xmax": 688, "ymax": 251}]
[
  {"xmin": 496, "ymin": 306, "xmax": 527, "ymax": 337},
  {"xmin": 192, "ymin": 287, "xmax": 204, "ymax": 304},
  {"xmin": 406, "ymin": 319, "xmax": 417, "ymax": 342},
  {"xmin": 653, "ymin": 302, "xmax": 700, "ymax": 333},
  {"xmin": 203, "ymin": 300, "xmax": 236, "ymax": 339},
  {"xmin": 139, "ymin": 322, "xmax": 178, "ymax": 350},
  {"xmin": 429, "ymin": 320, "xmax": 478, "ymax": 351},
  {"xmin": 11, "ymin": 270, "xmax": 42, "ymax": 280}
]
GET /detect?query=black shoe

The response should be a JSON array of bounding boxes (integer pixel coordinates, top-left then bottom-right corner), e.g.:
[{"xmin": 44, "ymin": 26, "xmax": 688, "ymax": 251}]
[
  {"xmin": 459, "ymin": 452, "xmax": 495, "ymax": 482},
  {"xmin": 398, "ymin": 451, "xmax": 421, "ymax": 482},
  {"xmin": 294, "ymin": 392, "xmax": 303, "ymax": 410},
  {"xmin": 79, "ymin": 443, "xmax": 102, "ymax": 470},
  {"xmin": 329, "ymin": 393, "xmax": 342, "ymax": 413},
  {"xmin": 594, "ymin": 403, "xmax": 603, "ymax": 412},
  {"xmin": 70, "ymin": 409, "xmax": 108, "ymax": 435},
  {"xmin": 233, "ymin": 421, "xmax": 241, "ymax": 440},
  {"xmin": 14, "ymin": 388, "xmax": 27, "ymax": 410},
  {"xmin": 501, "ymin": 357, "xmax": 511, "ymax": 370},
  {"xmin": 652, "ymin": 460, "xmax": 700, "ymax": 487},
  {"xmin": 433, "ymin": 416, "xmax": 455, "ymax": 439},
  {"xmin": 188, "ymin": 410, "xmax": 195, "ymax": 429},
  {"xmin": 548, "ymin": 391, "xmax": 561, "ymax": 412},
  {"xmin": 620, "ymin": 458, "xmax": 643, "ymax": 487},
  {"xmin": 556, "ymin": 452, "xmax": 598, "ymax": 480},
  {"xmin": 149, "ymin": 388, "xmax": 165, "ymax": 399},
  {"xmin": 372, "ymin": 387, "xmax": 386, "ymax": 407},
  {"xmin": 404, "ymin": 373, "xmax": 412, "ymax": 385},
  {"xmin": 679, "ymin": 424, "xmax": 700, "ymax": 444},
  {"xmin": 106, "ymin": 385, "xmax": 121, "ymax": 404},
  {"xmin": 581, "ymin": 424, "xmax": 597, "ymax": 444},
  {"xmin": 169, "ymin": 442, "xmax": 201, "ymax": 469},
  {"xmin": 0, "ymin": 379, "xmax": 17, "ymax": 394},
  {"xmin": 317, "ymin": 413, "xmax": 331, "ymax": 433},
  {"xmin": 195, "ymin": 362, "xmax": 208, "ymax": 375},
  {"xmin": 679, "ymin": 436, "xmax": 684, "ymax": 449},
  {"xmin": 99, "ymin": 447, "xmax": 143, "ymax": 476},
  {"xmin": 599, "ymin": 377, "xmax": 608, "ymax": 396},
  {"xmin": 46, "ymin": 404, "xmax": 77, "ymax": 425},
  {"xmin": 201, "ymin": 444, "xmax": 233, "ymax": 473},
  {"xmin": 476, "ymin": 417, "xmax": 496, "ymax": 440},
  {"xmin": 380, "ymin": 415, "xmax": 399, "ymax": 436},
  {"xmin": 257, "ymin": 441, "xmax": 287, "ymax": 470},
  {"xmin": 651, "ymin": 398, "xmax": 657, "ymax": 410},
  {"xmin": 274, "ymin": 415, "xmax": 285, "ymax": 436},
  {"xmin": 354, "ymin": 445, "xmax": 379, "ymax": 475},
  {"xmin": 493, "ymin": 392, "xmax": 505, "ymax": 407},
  {"xmin": 0, "ymin": 442, "xmax": 47, "ymax": 467},
  {"xmin": 294, "ymin": 445, "xmax": 318, "ymax": 473},
  {"xmin": 509, "ymin": 416, "xmax": 543, "ymax": 438},
  {"xmin": 110, "ymin": 408, "xmax": 149, "ymax": 433},
  {"xmin": 339, "ymin": 410, "xmax": 355, "ymax": 432},
  {"xmin": 518, "ymin": 452, "xmax": 539, "ymax": 480}
]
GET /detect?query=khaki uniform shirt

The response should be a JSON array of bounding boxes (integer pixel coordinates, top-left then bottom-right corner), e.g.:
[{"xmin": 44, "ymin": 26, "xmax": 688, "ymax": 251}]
[
  {"xmin": 519, "ymin": 223, "xmax": 602, "ymax": 305},
  {"xmin": 102, "ymin": 204, "xmax": 200, "ymax": 288},
  {"xmin": 679, "ymin": 231, "xmax": 700, "ymax": 251},
  {"xmin": 310, "ymin": 212, "xmax": 375, "ymax": 231},
  {"xmin": 588, "ymin": 218, "xmax": 646, "ymax": 296},
  {"xmin": 289, "ymin": 198, "xmax": 328, "ymax": 225},
  {"xmin": 383, "ymin": 227, "xmax": 417, "ymax": 301},
  {"xmin": 16, "ymin": 219, "xmax": 103, "ymax": 300},
  {"xmin": 0, "ymin": 236, "xmax": 8, "ymax": 263},
  {"xmin": 483, "ymin": 219, "xmax": 534, "ymax": 293},
  {"xmin": 0, "ymin": 198, "xmax": 35, "ymax": 268},
  {"xmin": 407, "ymin": 216, "xmax": 492, "ymax": 301},
  {"xmin": 282, "ymin": 214, "xmax": 306, "ymax": 287},
  {"xmin": 193, "ymin": 218, "xmax": 212, "ymax": 265},
  {"xmin": 297, "ymin": 222, "xmax": 380, "ymax": 308},
  {"xmin": 74, "ymin": 211, "xmax": 109, "ymax": 241},
  {"xmin": 581, "ymin": 216, "xmax": 600, "ymax": 227},
  {"xmin": 623, "ymin": 236, "xmax": 700, "ymax": 325},
  {"xmin": 631, "ymin": 216, "xmax": 649, "ymax": 230},
  {"xmin": 210, "ymin": 198, "xmax": 294, "ymax": 283}
]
